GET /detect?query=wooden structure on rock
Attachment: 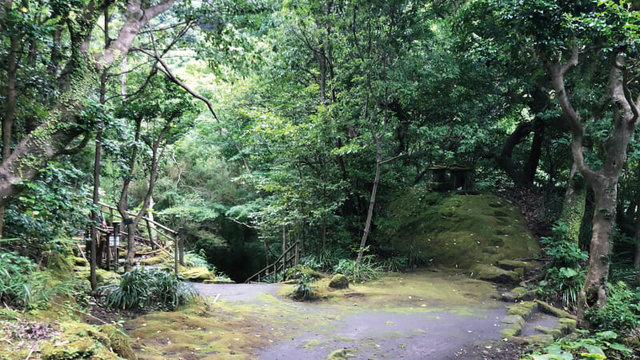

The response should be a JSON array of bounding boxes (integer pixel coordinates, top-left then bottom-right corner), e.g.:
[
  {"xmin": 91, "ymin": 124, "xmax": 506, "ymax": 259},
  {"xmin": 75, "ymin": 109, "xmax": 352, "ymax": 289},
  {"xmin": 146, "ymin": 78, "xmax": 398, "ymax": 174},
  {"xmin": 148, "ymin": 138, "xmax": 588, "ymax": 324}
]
[{"xmin": 427, "ymin": 165, "xmax": 474, "ymax": 191}]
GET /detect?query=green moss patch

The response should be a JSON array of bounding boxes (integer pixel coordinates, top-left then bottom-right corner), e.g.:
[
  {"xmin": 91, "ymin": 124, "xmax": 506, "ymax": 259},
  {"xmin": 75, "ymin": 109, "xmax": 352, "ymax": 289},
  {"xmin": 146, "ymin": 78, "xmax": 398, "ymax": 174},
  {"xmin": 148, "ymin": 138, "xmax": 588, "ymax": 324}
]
[
  {"xmin": 535, "ymin": 300, "xmax": 577, "ymax": 320},
  {"xmin": 329, "ymin": 274, "xmax": 349, "ymax": 289},
  {"xmin": 385, "ymin": 190, "xmax": 539, "ymax": 270},
  {"xmin": 506, "ymin": 301, "xmax": 537, "ymax": 318}
]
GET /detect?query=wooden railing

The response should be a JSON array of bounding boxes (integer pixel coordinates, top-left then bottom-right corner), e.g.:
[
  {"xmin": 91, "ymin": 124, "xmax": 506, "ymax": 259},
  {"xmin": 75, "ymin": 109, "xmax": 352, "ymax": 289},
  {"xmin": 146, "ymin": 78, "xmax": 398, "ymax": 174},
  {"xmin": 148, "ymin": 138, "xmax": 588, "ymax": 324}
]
[
  {"xmin": 89, "ymin": 202, "xmax": 185, "ymax": 276},
  {"xmin": 245, "ymin": 241, "xmax": 299, "ymax": 283}
]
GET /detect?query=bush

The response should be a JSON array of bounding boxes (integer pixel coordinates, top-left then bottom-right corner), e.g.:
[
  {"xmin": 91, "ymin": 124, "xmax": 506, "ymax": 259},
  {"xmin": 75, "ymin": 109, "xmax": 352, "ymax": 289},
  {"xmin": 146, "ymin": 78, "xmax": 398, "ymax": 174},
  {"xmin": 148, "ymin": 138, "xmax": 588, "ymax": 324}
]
[
  {"xmin": 0, "ymin": 251, "xmax": 51, "ymax": 308},
  {"xmin": 525, "ymin": 329, "xmax": 634, "ymax": 360},
  {"xmin": 332, "ymin": 256, "xmax": 380, "ymax": 282},
  {"xmin": 585, "ymin": 281, "xmax": 640, "ymax": 333},
  {"xmin": 538, "ymin": 221, "xmax": 588, "ymax": 310},
  {"xmin": 301, "ymin": 248, "xmax": 351, "ymax": 272},
  {"xmin": 291, "ymin": 274, "xmax": 314, "ymax": 301},
  {"xmin": 99, "ymin": 268, "xmax": 198, "ymax": 311}
]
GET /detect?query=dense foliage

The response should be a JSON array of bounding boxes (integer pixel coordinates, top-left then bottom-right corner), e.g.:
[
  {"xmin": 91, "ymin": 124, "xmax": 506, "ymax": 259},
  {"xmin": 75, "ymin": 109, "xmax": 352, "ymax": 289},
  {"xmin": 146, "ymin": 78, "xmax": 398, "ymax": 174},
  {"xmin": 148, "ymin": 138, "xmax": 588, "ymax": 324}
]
[{"xmin": 2, "ymin": 1, "xmax": 640, "ymax": 355}]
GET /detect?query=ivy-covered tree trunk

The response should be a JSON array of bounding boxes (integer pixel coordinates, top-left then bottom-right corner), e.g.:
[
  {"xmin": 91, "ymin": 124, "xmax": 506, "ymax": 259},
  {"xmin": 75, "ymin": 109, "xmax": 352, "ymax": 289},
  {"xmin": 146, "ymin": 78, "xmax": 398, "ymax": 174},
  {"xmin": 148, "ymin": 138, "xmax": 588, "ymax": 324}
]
[{"xmin": 560, "ymin": 161, "xmax": 587, "ymax": 245}]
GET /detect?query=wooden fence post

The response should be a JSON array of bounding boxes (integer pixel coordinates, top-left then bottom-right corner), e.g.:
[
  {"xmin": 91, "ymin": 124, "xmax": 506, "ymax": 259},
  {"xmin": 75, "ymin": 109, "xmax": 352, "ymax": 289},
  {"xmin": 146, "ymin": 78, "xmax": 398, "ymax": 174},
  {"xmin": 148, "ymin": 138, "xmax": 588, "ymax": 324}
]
[
  {"xmin": 174, "ymin": 234, "xmax": 179, "ymax": 277},
  {"xmin": 146, "ymin": 218, "xmax": 154, "ymax": 249},
  {"xmin": 105, "ymin": 229, "xmax": 111, "ymax": 272},
  {"xmin": 178, "ymin": 227, "xmax": 185, "ymax": 266},
  {"xmin": 113, "ymin": 221, "xmax": 120, "ymax": 272},
  {"xmin": 295, "ymin": 241, "xmax": 299, "ymax": 266}
]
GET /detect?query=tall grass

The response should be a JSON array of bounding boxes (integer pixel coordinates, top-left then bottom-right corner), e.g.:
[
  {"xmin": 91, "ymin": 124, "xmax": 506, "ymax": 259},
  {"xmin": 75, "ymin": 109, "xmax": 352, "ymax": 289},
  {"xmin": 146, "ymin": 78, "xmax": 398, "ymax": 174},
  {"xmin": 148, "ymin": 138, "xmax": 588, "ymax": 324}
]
[{"xmin": 100, "ymin": 268, "xmax": 198, "ymax": 311}]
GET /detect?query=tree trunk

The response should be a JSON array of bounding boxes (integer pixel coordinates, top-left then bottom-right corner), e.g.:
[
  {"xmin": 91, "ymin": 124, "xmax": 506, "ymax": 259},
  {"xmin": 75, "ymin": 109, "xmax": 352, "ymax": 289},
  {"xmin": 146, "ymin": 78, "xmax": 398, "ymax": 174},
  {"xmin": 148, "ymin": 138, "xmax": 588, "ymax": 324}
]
[
  {"xmin": 560, "ymin": 161, "xmax": 587, "ymax": 244},
  {"xmin": 356, "ymin": 137, "xmax": 382, "ymax": 265},
  {"xmin": 549, "ymin": 50, "xmax": 637, "ymax": 327},
  {"xmin": 577, "ymin": 178, "xmax": 617, "ymax": 322},
  {"xmin": 634, "ymin": 195, "xmax": 640, "ymax": 269}
]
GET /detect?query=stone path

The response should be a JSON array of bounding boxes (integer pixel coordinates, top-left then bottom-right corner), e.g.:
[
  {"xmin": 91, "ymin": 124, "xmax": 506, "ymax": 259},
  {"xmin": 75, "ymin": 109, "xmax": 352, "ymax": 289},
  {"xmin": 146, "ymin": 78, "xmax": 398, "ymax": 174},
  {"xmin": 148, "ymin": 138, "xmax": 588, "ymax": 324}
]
[{"xmin": 192, "ymin": 275, "xmax": 512, "ymax": 359}]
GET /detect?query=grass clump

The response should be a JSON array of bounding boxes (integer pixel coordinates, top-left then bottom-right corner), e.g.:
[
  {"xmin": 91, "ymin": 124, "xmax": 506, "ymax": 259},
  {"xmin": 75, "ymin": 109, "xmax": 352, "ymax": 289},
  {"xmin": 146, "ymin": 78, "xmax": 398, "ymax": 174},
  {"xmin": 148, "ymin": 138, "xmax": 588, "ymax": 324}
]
[
  {"xmin": 0, "ymin": 251, "xmax": 52, "ymax": 308},
  {"xmin": 99, "ymin": 268, "xmax": 198, "ymax": 311},
  {"xmin": 333, "ymin": 256, "xmax": 380, "ymax": 282}
]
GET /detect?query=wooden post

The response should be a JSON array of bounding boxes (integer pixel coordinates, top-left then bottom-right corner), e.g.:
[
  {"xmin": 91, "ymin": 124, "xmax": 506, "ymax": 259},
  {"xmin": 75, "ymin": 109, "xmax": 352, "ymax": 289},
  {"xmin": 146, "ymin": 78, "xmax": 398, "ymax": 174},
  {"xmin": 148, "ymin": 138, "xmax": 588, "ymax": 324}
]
[
  {"xmin": 105, "ymin": 229, "xmax": 111, "ymax": 271},
  {"xmin": 178, "ymin": 227, "xmax": 185, "ymax": 266},
  {"xmin": 174, "ymin": 234, "xmax": 179, "ymax": 277},
  {"xmin": 146, "ymin": 218, "xmax": 154, "ymax": 249},
  {"xmin": 113, "ymin": 221, "xmax": 120, "ymax": 272},
  {"xmin": 295, "ymin": 241, "xmax": 299, "ymax": 266},
  {"xmin": 281, "ymin": 226, "xmax": 286, "ymax": 282}
]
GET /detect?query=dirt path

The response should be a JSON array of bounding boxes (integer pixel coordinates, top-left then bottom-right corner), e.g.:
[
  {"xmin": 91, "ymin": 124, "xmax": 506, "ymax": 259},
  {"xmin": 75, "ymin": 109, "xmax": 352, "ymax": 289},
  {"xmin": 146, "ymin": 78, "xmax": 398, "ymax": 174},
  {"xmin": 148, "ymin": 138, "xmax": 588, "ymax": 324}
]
[{"xmin": 193, "ymin": 272, "xmax": 518, "ymax": 359}]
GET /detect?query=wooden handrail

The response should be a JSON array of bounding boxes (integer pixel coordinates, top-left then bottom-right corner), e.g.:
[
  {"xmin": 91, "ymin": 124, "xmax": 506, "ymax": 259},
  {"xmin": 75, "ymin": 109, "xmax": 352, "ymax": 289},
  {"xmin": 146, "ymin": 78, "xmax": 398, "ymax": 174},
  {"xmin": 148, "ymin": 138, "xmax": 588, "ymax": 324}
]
[
  {"xmin": 88, "ymin": 200, "xmax": 185, "ymax": 277},
  {"xmin": 245, "ymin": 241, "xmax": 299, "ymax": 283},
  {"xmin": 94, "ymin": 201, "xmax": 178, "ymax": 235}
]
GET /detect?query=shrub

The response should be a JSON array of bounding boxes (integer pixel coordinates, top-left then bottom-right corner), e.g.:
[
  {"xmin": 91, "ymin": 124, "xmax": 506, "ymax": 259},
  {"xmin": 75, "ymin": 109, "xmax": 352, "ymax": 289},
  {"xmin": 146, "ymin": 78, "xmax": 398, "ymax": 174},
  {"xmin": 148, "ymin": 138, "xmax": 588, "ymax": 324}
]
[
  {"xmin": 0, "ymin": 251, "xmax": 51, "ymax": 308},
  {"xmin": 332, "ymin": 256, "xmax": 380, "ymax": 282},
  {"xmin": 301, "ymin": 247, "xmax": 351, "ymax": 272},
  {"xmin": 585, "ymin": 281, "xmax": 640, "ymax": 334},
  {"xmin": 99, "ymin": 268, "xmax": 198, "ymax": 311},
  {"xmin": 525, "ymin": 329, "xmax": 634, "ymax": 360},
  {"xmin": 291, "ymin": 274, "xmax": 314, "ymax": 301},
  {"xmin": 538, "ymin": 221, "xmax": 588, "ymax": 310}
]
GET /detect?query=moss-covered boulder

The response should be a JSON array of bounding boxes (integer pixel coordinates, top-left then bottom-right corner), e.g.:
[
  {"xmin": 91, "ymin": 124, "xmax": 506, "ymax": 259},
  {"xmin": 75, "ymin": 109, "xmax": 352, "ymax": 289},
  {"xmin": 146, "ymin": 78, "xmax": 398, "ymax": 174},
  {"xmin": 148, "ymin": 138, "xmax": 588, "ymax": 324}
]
[
  {"xmin": 40, "ymin": 322, "xmax": 121, "ymax": 360},
  {"xmin": 471, "ymin": 264, "xmax": 520, "ymax": 284},
  {"xmin": 511, "ymin": 334, "xmax": 554, "ymax": 346},
  {"xmin": 500, "ymin": 286, "xmax": 537, "ymax": 302},
  {"xmin": 506, "ymin": 301, "xmax": 537, "ymax": 318},
  {"xmin": 497, "ymin": 259, "xmax": 539, "ymax": 271},
  {"xmin": 72, "ymin": 256, "xmax": 89, "ymax": 267},
  {"xmin": 180, "ymin": 267, "xmax": 215, "ymax": 282},
  {"xmin": 100, "ymin": 324, "xmax": 137, "ymax": 360},
  {"xmin": 385, "ymin": 190, "xmax": 540, "ymax": 269},
  {"xmin": 45, "ymin": 252, "xmax": 74, "ymax": 277},
  {"xmin": 141, "ymin": 255, "xmax": 170, "ymax": 266},
  {"xmin": 76, "ymin": 268, "xmax": 121, "ymax": 285},
  {"xmin": 328, "ymin": 274, "xmax": 349, "ymax": 289}
]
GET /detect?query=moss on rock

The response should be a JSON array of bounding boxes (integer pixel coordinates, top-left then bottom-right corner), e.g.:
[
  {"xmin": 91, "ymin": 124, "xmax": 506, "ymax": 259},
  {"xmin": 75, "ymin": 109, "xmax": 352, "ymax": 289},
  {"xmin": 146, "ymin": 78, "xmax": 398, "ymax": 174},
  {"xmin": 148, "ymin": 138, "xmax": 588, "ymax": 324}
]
[
  {"xmin": 141, "ymin": 255, "xmax": 170, "ymax": 266},
  {"xmin": 535, "ymin": 300, "xmax": 577, "ymax": 320},
  {"xmin": 385, "ymin": 190, "xmax": 539, "ymax": 270},
  {"xmin": 180, "ymin": 266, "xmax": 215, "ymax": 282},
  {"xmin": 497, "ymin": 259, "xmax": 539, "ymax": 271},
  {"xmin": 534, "ymin": 325, "xmax": 562, "ymax": 338},
  {"xmin": 329, "ymin": 274, "xmax": 349, "ymax": 289},
  {"xmin": 471, "ymin": 264, "xmax": 519, "ymax": 284},
  {"xmin": 76, "ymin": 268, "xmax": 121, "ymax": 285},
  {"xmin": 100, "ymin": 324, "xmax": 137, "ymax": 360},
  {"xmin": 511, "ymin": 334, "xmax": 554, "ymax": 346},
  {"xmin": 40, "ymin": 322, "xmax": 122, "ymax": 360},
  {"xmin": 506, "ymin": 301, "xmax": 536, "ymax": 318}
]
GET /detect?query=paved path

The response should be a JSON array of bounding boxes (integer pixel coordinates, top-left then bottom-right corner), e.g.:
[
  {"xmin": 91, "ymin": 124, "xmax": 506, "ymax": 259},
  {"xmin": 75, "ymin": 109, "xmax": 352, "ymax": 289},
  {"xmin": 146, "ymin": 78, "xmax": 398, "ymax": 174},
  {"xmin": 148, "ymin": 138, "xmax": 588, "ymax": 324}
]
[{"xmin": 192, "ymin": 276, "xmax": 512, "ymax": 360}]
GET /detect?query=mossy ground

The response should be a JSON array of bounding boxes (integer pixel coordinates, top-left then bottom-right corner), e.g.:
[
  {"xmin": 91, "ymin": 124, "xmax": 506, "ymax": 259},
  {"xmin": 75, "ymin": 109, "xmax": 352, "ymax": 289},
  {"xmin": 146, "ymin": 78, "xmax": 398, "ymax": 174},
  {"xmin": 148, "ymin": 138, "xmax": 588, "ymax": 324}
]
[
  {"xmin": 385, "ymin": 190, "xmax": 540, "ymax": 269},
  {"xmin": 127, "ymin": 295, "xmax": 329, "ymax": 360},
  {"xmin": 126, "ymin": 270, "xmax": 505, "ymax": 359},
  {"xmin": 280, "ymin": 270, "xmax": 501, "ymax": 312}
]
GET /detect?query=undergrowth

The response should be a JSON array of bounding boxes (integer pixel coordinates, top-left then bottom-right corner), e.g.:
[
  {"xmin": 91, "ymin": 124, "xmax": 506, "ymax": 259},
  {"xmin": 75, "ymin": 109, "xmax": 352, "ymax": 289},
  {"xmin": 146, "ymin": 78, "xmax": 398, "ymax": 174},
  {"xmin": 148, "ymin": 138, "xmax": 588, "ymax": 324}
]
[
  {"xmin": 99, "ymin": 268, "xmax": 198, "ymax": 311},
  {"xmin": 524, "ymin": 329, "xmax": 634, "ymax": 360},
  {"xmin": 537, "ymin": 221, "xmax": 587, "ymax": 310}
]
